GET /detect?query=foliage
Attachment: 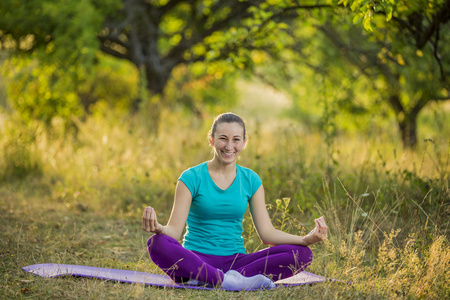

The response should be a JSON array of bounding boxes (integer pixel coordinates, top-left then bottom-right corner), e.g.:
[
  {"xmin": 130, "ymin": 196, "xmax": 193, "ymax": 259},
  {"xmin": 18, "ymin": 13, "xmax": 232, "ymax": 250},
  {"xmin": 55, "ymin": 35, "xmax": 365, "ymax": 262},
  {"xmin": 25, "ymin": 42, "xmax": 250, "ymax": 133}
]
[
  {"xmin": 164, "ymin": 62, "xmax": 239, "ymax": 116},
  {"xmin": 0, "ymin": 0, "xmax": 449, "ymax": 147},
  {"xmin": 0, "ymin": 1, "xmax": 449, "ymax": 295},
  {"xmin": 0, "ymin": 100, "xmax": 449, "ymax": 298},
  {"xmin": 250, "ymin": 0, "xmax": 450, "ymax": 148},
  {"xmin": 318, "ymin": 12, "xmax": 449, "ymax": 148},
  {"xmin": 0, "ymin": 117, "xmax": 43, "ymax": 181},
  {"xmin": 77, "ymin": 54, "xmax": 140, "ymax": 112},
  {"xmin": 2, "ymin": 57, "xmax": 84, "ymax": 126},
  {"xmin": 338, "ymin": 0, "xmax": 396, "ymax": 31},
  {"xmin": 0, "ymin": 0, "xmax": 331, "ymax": 122}
]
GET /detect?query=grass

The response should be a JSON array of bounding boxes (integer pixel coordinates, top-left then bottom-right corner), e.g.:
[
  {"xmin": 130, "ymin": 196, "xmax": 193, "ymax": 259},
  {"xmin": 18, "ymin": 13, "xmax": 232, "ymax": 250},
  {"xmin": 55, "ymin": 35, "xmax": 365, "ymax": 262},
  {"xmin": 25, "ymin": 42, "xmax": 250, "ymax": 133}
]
[{"xmin": 1, "ymin": 84, "xmax": 449, "ymax": 299}]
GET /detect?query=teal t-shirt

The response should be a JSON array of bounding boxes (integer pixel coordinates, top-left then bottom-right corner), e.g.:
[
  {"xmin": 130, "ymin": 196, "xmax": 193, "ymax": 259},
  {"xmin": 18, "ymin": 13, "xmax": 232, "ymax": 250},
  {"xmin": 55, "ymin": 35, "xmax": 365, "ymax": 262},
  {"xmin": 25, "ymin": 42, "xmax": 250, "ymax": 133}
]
[{"xmin": 178, "ymin": 162, "xmax": 262, "ymax": 256}]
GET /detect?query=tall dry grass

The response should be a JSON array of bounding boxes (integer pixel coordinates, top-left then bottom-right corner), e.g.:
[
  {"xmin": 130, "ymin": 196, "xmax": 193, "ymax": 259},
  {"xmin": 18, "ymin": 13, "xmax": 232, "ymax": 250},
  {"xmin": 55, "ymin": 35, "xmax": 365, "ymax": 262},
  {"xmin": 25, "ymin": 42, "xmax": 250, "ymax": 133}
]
[{"xmin": 0, "ymin": 97, "xmax": 449, "ymax": 299}]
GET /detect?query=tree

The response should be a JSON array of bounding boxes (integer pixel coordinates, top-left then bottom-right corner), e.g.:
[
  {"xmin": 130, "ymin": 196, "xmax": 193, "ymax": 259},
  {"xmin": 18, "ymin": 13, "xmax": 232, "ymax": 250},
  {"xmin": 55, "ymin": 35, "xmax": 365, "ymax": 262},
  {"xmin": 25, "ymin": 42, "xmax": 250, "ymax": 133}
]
[
  {"xmin": 2, "ymin": 0, "xmax": 446, "ymax": 148},
  {"xmin": 0, "ymin": 1, "xmax": 329, "ymax": 108},
  {"xmin": 254, "ymin": 1, "xmax": 449, "ymax": 148},
  {"xmin": 322, "ymin": 1, "xmax": 450, "ymax": 148}
]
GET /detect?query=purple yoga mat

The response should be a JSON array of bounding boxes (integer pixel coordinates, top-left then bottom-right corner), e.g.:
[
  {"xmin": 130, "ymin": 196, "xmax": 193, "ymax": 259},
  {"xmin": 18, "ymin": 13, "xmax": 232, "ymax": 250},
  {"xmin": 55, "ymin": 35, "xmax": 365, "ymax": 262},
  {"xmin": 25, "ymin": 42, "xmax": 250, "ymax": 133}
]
[{"xmin": 22, "ymin": 263, "xmax": 334, "ymax": 291}]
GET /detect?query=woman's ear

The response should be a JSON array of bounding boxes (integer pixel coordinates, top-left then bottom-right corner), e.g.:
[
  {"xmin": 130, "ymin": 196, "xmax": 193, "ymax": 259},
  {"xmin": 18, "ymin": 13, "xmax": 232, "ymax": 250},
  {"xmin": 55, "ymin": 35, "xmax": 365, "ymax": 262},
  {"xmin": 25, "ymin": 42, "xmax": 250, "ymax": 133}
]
[{"xmin": 208, "ymin": 135, "xmax": 214, "ymax": 146}]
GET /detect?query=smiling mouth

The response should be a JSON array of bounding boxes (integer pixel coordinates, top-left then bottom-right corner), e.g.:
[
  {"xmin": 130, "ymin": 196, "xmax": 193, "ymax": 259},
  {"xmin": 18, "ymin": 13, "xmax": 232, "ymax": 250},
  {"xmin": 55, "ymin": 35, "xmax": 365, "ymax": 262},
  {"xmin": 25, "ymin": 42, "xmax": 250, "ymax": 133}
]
[{"xmin": 222, "ymin": 151, "xmax": 235, "ymax": 157}]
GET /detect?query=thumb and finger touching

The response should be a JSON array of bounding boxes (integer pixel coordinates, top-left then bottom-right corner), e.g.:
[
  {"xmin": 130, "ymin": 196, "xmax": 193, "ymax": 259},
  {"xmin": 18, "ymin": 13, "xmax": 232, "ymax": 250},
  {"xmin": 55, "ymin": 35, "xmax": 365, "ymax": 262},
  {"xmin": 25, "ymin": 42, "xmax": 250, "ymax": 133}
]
[
  {"xmin": 142, "ymin": 206, "xmax": 161, "ymax": 233},
  {"xmin": 313, "ymin": 216, "xmax": 328, "ymax": 240}
]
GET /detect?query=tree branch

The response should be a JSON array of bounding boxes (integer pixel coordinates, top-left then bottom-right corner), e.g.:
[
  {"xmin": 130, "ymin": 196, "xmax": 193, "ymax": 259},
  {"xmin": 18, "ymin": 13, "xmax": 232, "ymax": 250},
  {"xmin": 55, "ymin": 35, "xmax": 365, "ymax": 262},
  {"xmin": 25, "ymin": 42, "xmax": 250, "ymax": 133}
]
[
  {"xmin": 428, "ymin": 23, "xmax": 446, "ymax": 81},
  {"xmin": 415, "ymin": 0, "xmax": 450, "ymax": 49},
  {"xmin": 99, "ymin": 43, "xmax": 129, "ymax": 60},
  {"xmin": 98, "ymin": 34, "xmax": 129, "ymax": 49},
  {"xmin": 166, "ymin": 1, "xmax": 255, "ymax": 61},
  {"xmin": 317, "ymin": 24, "xmax": 372, "ymax": 78}
]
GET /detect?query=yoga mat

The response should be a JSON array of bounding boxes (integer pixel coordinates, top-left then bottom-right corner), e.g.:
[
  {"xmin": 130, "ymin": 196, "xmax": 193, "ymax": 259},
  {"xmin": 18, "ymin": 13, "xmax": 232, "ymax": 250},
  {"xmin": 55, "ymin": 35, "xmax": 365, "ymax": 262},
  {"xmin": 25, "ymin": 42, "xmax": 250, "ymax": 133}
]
[{"xmin": 22, "ymin": 263, "xmax": 336, "ymax": 291}]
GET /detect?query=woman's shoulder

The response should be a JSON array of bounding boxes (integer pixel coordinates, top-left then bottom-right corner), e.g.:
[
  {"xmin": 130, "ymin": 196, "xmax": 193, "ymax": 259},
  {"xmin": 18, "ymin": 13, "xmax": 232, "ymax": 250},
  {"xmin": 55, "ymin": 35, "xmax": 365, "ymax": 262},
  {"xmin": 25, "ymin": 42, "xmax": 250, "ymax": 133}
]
[
  {"xmin": 236, "ymin": 164, "xmax": 262, "ymax": 195},
  {"xmin": 178, "ymin": 162, "xmax": 207, "ymax": 196},
  {"xmin": 236, "ymin": 164, "xmax": 260, "ymax": 179},
  {"xmin": 179, "ymin": 162, "xmax": 207, "ymax": 178}
]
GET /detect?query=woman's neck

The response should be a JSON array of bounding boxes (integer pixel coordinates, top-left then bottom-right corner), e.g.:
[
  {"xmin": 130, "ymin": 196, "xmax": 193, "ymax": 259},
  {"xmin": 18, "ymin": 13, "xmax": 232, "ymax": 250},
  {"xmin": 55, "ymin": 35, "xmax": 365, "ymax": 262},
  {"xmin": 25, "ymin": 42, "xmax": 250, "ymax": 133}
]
[{"xmin": 207, "ymin": 158, "xmax": 237, "ymax": 174}]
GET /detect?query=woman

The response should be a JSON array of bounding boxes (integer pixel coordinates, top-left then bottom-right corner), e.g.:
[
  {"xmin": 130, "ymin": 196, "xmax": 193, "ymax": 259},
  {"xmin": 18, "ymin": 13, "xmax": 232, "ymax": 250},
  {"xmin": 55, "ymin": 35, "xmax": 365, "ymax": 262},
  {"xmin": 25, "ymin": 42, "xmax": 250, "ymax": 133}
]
[{"xmin": 142, "ymin": 112, "xmax": 328, "ymax": 290}]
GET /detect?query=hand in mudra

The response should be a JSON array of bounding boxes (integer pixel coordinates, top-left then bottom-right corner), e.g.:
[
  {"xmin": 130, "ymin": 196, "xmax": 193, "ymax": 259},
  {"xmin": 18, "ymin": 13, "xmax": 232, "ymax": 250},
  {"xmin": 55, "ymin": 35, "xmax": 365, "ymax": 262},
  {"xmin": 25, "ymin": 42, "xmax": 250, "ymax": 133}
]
[
  {"xmin": 142, "ymin": 206, "xmax": 164, "ymax": 234},
  {"xmin": 304, "ymin": 216, "xmax": 328, "ymax": 245}
]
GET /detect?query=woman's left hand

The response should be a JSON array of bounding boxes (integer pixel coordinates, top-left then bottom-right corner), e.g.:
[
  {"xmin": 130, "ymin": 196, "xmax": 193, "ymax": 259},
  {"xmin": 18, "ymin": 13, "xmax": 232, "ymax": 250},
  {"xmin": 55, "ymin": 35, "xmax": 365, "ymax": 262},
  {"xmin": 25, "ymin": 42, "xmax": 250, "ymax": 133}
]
[{"xmin": 304, "ymin": 216, "xmax": 328, "ymax": 245}]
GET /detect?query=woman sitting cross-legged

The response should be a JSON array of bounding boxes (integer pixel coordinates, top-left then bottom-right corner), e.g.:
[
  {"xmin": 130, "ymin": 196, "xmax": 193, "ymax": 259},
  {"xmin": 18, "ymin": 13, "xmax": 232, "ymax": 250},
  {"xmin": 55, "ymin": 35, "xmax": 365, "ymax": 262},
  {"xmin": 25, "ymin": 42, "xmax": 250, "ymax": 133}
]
[{"xmin": 142, "ymin": 112, "xmax": 328, "ymax": 290}]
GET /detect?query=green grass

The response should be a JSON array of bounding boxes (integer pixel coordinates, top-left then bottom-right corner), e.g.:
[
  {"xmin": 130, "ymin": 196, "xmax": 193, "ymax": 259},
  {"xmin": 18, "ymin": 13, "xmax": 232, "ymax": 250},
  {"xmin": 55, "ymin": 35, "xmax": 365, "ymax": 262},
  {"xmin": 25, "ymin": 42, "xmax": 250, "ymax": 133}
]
[
  {"xmin": 1, "ymin": 86, "xmax": 449, "ymax": 299},
  {"xmin": 0, "ymin": 183, "xmax": 358, "ymax": 299}
]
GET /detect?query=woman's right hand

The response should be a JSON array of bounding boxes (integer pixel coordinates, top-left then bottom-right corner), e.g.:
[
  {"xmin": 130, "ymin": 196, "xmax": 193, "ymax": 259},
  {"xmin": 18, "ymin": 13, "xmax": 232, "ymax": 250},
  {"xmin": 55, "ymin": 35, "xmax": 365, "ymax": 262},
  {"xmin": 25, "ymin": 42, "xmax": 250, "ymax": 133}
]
[
  {"xmin": 142, "ymin": 206, "xmax": 164, "ymax": 234},
  {"xmin": 303, "ymin": 216, "xmax": 328, "ymax": 245}
]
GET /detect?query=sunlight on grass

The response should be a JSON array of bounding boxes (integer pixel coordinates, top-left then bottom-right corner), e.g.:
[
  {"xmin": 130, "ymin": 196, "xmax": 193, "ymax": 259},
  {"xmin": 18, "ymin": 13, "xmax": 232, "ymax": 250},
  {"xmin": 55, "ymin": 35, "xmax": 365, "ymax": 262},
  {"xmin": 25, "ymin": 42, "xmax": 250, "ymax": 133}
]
[{"xmin": 0, "ymin": 82, "xmax": 449, "ymax": 299}]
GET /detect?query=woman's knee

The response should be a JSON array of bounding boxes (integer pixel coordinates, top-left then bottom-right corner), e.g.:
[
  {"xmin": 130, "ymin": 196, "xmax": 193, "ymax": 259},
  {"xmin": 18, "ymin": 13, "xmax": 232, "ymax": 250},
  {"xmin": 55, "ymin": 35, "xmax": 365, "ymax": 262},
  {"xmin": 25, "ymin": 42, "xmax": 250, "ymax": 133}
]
[
  {"xmin": 147, "ymin": 234, "xmax": 162, "ymax": 247},
  {"xmin": 293, "ymin": 245, "xmax": 313, "ymax": 265},
  {"xmin": 147, "ymin": 234, "xmax": 173, "ymax": 255},
  {"xmin": 267, "ymin": 244, "xmax": 313, "ymax": 265},
  {"xmin": 269, "ymin": 244, "xmax": 313, "ymax": 262}
]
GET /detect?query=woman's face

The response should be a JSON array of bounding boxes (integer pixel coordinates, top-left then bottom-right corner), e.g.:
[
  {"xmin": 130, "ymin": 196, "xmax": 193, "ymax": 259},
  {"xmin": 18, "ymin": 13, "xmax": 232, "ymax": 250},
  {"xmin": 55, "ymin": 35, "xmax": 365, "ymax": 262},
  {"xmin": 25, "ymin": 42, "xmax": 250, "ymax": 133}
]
[{"xmin": 210, "ymin": 122, "xmax": 246, "ymax": 165}]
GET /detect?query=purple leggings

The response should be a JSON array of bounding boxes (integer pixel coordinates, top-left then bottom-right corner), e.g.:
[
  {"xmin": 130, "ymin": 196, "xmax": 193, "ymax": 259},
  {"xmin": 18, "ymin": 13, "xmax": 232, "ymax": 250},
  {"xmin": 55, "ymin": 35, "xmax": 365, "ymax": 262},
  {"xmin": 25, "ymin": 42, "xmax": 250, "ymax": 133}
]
[{"xmin": 147, "ymin": 234, "xmax": 313, "ymax": 286}]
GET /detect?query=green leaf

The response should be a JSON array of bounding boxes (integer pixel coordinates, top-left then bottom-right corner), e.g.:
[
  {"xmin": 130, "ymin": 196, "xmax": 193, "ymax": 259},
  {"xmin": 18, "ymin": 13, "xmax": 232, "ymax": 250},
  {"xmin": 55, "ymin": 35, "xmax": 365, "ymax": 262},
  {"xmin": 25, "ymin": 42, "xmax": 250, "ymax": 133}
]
[
  {"xmin": 363, "ymin": 13, "xmax": 373, "ymax": 31},
  {"xmin": 353, "ymin": 13, "xmax": 364, "ymax": 24},
  {"xmin": 386, "ymin": 6, "xmax": 393, "ymax": 21}
]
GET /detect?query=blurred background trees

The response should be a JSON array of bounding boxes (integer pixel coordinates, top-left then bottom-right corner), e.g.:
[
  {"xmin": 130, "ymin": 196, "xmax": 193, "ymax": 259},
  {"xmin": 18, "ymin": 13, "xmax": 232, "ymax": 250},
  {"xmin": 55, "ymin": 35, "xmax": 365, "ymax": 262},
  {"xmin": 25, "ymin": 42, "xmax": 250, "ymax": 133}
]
[
  {"xmin": 1, "ymin": 4, "xmax": 448, "ymax": 298},
  {"xmin": 0, "ymin": 0, "xmax": 449, "ymax": 147}
]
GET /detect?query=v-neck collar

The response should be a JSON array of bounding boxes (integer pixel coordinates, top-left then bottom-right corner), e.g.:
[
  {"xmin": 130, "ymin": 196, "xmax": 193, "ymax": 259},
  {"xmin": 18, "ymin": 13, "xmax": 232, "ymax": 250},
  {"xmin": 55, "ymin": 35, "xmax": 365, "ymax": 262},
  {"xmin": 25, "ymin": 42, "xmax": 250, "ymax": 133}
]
[{"xmin": 204, "ymin": 162, "xmax": 238, "ymax": 192}]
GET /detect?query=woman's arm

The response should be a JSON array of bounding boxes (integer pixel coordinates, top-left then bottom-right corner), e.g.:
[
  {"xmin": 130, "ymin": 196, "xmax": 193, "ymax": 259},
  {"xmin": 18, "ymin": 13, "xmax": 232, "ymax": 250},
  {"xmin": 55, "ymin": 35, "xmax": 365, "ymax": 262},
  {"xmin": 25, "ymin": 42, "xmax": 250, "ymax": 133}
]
[
  {"xmin": 142, "ymin": 180, "xmax": 192, "ymax": 241},
  {"xmin": 249, "ymin": 185, "xmax": 328, "ymax": 246}
]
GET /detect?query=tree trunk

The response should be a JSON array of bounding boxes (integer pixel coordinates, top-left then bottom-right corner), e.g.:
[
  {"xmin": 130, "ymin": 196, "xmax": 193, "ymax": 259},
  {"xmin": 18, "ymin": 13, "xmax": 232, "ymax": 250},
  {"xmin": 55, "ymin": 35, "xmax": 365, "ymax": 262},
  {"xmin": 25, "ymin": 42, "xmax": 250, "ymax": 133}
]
[
  {"xmin": 398, "ymin": 115, "xmax": 418, "ymax": 149},
  {"xmin": 130, "ymin": 63, "xmax": 173, "ymax": 112},
  {"xmin": 389, "ymin": 94, "xmax": 419, "ymax": 149}
]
